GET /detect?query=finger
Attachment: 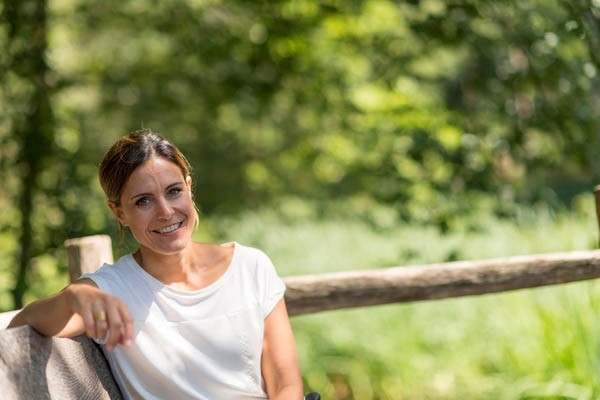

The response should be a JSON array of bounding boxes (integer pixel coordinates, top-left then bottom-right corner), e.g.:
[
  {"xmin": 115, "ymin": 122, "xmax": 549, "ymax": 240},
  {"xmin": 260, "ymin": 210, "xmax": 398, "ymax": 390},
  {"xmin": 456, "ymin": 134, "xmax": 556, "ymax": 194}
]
[
  {"xmin": 68, "ymin": 281, "xmax": 104, "ymax": 338},
  {"xmin": 118, "ymin": 304, "xmax": 134, "ymax": 347},
  {"xmin": 104, "ymin": 299, "xmax": 134, "ymax": 350},
  {"xmin": 104, "ymin": 306, "xmax": 124, "ymax": 351},
  {"xmin": 81, "ymin": 308, "xmax": 97, "ymax": 339},
  {"xmin": 93, "ymin": 304, "xmax": 109, "ymax": 342}
]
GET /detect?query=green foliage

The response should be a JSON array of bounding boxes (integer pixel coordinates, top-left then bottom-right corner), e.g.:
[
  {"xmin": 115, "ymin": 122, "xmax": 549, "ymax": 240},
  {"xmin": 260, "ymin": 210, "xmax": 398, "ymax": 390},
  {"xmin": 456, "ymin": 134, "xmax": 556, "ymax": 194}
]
[{"xmin": 37, "ymin": 0, "xmax": 600, "ymax": 217}]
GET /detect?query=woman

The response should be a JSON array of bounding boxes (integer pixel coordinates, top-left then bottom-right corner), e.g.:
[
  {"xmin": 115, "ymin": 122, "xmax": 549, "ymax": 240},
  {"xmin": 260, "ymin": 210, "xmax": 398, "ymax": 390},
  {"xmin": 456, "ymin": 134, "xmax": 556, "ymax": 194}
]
[{"xmin": 8, "ymin": 130, "xmax": 304, "ymax": 399}]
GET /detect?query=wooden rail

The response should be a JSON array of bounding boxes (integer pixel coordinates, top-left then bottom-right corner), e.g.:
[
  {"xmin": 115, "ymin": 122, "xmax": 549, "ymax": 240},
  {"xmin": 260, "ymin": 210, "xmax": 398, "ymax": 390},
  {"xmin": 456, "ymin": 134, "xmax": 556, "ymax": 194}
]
[{"xmin": 284, "ymin": 250, "xmax": 600, "ymax": 315}]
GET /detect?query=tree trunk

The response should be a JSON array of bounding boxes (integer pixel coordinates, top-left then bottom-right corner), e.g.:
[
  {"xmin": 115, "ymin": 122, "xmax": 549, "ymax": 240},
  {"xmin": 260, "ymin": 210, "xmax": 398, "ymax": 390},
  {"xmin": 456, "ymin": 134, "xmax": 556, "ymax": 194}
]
[{"xmin": 3, "ymin": 0, "xmax": 54, "ymax": 308}]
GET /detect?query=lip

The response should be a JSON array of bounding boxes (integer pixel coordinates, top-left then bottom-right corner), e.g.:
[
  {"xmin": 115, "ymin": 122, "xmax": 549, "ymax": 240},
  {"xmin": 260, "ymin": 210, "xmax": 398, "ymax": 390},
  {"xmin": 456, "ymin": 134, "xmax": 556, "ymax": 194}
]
[{"xmin": 153, "ymin": 220, "xmax": 184, "ymax": 234}]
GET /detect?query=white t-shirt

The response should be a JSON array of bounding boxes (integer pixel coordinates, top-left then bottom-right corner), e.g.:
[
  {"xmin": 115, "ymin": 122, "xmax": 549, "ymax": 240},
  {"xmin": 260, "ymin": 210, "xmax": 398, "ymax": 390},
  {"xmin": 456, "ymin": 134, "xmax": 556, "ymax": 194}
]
[{"xmin": 82, "ymin": 242, "xmax": 285, "ymax": 400}]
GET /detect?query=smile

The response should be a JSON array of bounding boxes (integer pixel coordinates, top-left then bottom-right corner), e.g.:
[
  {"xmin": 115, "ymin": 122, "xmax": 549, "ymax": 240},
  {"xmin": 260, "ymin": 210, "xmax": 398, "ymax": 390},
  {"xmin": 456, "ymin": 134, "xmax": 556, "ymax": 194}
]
[{"xmin": 155, "ymin": 221, "xmax": 183, "ymax": 234}]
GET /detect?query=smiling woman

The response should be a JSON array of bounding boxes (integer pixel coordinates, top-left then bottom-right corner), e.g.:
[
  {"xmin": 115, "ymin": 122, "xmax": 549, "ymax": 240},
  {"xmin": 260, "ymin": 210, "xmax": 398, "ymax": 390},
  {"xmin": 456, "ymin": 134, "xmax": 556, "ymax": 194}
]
[{"xmin": 8, "ymin": 129, "xmax": 306, "ymax": 400}]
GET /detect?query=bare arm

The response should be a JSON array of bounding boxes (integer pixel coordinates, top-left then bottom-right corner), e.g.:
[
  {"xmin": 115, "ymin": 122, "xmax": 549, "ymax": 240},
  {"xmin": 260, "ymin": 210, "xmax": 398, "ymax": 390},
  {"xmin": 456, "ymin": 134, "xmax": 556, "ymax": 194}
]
[
  {"xmin": 7, "ymin": 278, "xmax": 134, "ymax": 351},
  {"xmin": 261, "ymin": 298, "xmax": 304, "ymax": 400}
]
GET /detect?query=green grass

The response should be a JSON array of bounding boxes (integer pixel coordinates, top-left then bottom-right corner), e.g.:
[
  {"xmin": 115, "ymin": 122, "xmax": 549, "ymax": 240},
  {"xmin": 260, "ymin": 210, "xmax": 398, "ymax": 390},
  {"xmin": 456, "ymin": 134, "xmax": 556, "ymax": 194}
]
[{"xmin": 205, "ymin": 198, "xmax": 600, "ymax": 399}]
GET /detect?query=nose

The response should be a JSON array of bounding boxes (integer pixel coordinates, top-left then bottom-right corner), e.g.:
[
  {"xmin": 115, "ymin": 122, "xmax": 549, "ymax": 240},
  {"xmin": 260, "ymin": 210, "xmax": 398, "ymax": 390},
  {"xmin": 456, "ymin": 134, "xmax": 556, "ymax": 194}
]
[{"xmin": 156, "ymin": 197, "xmax": 175, "ymax": 220}]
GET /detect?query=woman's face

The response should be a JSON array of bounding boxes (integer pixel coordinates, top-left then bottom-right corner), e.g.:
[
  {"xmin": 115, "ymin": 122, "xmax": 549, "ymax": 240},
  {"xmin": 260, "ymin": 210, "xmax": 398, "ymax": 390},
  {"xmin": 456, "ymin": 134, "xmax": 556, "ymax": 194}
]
[{"xmin": 110, "ymin": 156, "xmax": 195, "ymax": 256}]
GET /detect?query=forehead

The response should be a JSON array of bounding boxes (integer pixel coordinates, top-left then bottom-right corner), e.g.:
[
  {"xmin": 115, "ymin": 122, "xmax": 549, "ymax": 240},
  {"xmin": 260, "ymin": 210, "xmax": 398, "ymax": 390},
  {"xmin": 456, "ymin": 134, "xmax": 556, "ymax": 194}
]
[{"xmin": 124, "ymin": 157, "xmax": 185, "ymax": 190}]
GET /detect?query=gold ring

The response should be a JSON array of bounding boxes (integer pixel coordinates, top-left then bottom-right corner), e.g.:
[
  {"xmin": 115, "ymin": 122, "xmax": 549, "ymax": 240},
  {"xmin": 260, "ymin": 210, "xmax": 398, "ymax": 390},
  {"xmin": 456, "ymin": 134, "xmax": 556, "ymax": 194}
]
[{"xmin": 95, "ymin": 311, "xmax": 107, "ymax": 322}]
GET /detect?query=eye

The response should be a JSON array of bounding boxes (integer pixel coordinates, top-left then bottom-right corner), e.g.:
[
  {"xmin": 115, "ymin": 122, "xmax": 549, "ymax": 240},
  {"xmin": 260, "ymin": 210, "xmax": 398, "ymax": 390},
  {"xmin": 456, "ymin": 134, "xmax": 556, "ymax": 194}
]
[
  {"xmin": 167, "ymin": 186, "xmax": 183, "ymax": 197},
  {"xmin": 135, "ymin": 197, "xmax": 151, "ymax": 207}
]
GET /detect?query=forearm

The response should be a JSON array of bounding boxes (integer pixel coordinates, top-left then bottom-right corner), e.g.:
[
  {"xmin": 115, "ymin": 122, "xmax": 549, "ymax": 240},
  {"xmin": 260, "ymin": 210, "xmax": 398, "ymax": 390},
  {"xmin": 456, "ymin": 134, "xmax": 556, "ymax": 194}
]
[{"xmin": 8, "ymin": 287, "xmax": 83, "ymax": 337}]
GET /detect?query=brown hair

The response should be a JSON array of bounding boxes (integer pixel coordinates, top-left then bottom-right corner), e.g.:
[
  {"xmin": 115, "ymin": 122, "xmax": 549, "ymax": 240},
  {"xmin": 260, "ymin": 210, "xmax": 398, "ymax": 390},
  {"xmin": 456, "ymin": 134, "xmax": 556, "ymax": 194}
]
[{"xmin": 99, "ymin": 129, "xmax": 192, "ymax": 206}]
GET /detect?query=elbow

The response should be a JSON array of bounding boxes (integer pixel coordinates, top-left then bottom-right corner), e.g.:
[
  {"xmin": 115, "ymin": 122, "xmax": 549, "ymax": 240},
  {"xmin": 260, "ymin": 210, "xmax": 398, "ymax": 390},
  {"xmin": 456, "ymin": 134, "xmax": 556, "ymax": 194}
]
[
  {"xmin": 266, "ymin": 377, "xmax": 304, "ymax": 400},
  {"xmin": 6, "ymin": 309, "xmax": 28, "ymax": 330}
]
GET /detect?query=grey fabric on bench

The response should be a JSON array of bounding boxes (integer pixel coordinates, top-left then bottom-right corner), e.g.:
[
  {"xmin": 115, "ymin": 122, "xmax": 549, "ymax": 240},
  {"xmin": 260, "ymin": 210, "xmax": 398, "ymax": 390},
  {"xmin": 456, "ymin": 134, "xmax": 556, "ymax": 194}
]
[{"xmin": 0, "ymin": 325, "xmax": 122, "ymax": 399}]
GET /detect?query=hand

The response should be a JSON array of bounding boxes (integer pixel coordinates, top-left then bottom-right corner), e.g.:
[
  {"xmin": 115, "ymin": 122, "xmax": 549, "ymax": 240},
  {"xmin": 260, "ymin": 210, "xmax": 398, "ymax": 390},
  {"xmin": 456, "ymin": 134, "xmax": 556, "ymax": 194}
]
[{"xmin": 67, "ymin": 280, "xmax": 134, "ymax": 351}]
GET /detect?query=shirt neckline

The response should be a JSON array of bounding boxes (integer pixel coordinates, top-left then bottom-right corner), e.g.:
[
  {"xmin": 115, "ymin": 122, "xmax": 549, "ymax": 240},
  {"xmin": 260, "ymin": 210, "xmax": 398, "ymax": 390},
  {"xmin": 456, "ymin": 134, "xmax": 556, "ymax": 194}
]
[{"xmin": 125, "ymin": 242, "xmax": 239, "ymax": 297}]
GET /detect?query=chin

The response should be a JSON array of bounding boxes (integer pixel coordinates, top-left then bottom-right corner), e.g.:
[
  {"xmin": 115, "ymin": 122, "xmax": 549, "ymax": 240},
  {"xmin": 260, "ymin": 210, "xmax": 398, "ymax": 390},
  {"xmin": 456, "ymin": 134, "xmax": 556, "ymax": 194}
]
[{"xmin": 162, "ymin": 237, "xmax": 192, "ymax": 253}]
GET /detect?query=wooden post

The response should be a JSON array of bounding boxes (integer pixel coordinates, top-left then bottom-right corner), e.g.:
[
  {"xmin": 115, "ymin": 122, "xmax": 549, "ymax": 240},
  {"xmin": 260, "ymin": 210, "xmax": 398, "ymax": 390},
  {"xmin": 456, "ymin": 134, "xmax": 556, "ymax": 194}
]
[
  {"xmin": 64, "ymin": 235, "xmax": 113, "ymax": 282},
  {"xmin": 594, "ymin": 185, "xmax": 600, "ymax": 247}
]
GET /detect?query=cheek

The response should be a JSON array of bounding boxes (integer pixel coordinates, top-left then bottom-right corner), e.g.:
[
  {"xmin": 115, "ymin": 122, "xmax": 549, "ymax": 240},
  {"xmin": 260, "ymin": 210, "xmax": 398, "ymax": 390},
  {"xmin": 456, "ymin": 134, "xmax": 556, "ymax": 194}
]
[
  {"xmin": 176, "ymin": 196, "xmax": 195, "ymax": 211},
  {"xmin": 121, "ymin": 209, "xmax": 151, "ymax": 229},
  {"xmin": 127, "ymin": 220, "xmax": 152, "ymax": 242}
]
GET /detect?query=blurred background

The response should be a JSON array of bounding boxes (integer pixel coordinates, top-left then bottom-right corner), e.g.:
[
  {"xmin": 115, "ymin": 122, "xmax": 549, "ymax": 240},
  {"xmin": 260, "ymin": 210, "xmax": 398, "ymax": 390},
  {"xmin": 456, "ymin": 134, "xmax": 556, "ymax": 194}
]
[{"xmin": 1, "ymin": 0, "xmax": 600, "ymax": 398}]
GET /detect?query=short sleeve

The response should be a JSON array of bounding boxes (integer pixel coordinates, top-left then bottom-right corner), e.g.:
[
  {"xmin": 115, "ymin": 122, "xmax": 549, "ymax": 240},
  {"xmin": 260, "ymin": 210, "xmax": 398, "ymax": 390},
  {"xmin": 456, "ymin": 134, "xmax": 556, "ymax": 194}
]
[
  {"xmin": 80, "ymin": 263, "xmax": 118, "ymax": 295},
  {"xmin": 254, "ymin": 249, "xmax": 286, "ymax": 318}
]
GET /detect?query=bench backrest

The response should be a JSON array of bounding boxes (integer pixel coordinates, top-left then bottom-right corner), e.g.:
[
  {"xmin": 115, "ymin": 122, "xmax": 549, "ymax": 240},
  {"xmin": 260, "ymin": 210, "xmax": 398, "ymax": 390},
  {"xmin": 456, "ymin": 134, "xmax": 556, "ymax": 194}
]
[{"xmin": 0, "ymin": 325, "xmax": 122, "ymax": 400}]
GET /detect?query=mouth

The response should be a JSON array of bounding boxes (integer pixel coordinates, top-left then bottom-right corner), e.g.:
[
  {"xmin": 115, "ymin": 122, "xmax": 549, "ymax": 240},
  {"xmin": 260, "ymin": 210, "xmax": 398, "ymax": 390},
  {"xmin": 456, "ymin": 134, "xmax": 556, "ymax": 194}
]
[{"xmin": 154, "ymin": 221, "xmax": 184, "ymax": 234}]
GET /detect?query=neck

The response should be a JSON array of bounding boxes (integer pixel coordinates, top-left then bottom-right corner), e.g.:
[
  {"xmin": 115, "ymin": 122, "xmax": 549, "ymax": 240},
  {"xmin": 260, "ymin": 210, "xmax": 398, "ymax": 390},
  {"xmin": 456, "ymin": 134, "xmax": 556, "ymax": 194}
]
[
  {"xmin": 132, "ymin": 243, "xmax": 233, "ymax": 291},
  {"xmin": 134, "ymin": 248, "xmax": 192, "ymax": 284}
]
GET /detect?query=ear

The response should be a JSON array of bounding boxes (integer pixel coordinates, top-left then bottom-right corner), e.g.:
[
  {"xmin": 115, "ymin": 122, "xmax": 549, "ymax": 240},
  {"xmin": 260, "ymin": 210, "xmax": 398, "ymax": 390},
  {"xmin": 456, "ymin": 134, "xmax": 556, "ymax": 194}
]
[
  {"xmin": 186, "ymin": 175, "xmax": 192, "ymax": 187},
  {"xmin": 108, "ymin": 200, "xmax": 128, "ymax": 227}
]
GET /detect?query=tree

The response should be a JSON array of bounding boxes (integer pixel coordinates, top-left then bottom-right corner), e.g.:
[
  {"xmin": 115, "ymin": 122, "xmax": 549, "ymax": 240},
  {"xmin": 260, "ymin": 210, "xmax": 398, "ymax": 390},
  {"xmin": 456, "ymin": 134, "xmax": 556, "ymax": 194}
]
[{"xmin": 0, "ymin": 0, "xmax": 63, "ymax": 307}]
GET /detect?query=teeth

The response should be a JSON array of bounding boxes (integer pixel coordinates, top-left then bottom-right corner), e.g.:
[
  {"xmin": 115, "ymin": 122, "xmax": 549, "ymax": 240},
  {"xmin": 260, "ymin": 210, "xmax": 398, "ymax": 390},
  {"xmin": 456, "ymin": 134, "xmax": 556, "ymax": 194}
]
[{"xmin": 157, "ymin": 223, "xmax": 180, "ymax": 233}]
